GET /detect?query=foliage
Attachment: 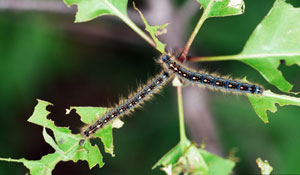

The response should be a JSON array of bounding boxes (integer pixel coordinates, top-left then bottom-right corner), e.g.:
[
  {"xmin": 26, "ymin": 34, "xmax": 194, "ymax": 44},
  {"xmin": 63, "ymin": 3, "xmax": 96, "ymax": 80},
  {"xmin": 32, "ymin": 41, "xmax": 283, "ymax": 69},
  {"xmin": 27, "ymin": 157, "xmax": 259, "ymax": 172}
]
[
  {"xmin": 0, "ymin": 0, "xmax": 299, "ymax": 174},
  {"xmin": 197, "ymin": 0, "xmax": 245, "ymax": 18},
  {"xmin": 64, "ymin": 0, "xmax": 128, "ymax": 23},
  {"xmin": 240, "ymin": 0, "xmax": 300, "ymax": 93},
  {"xmin": 249, "ymin": 90, "xmax": 300, "ymax": 123},
  {"xmin": 153, "ymin": 141, "xmax": 235, "ymax": 175},
  {"xmin": 191, "ymin": 0, "xmax": 300, "ymax": 122}
]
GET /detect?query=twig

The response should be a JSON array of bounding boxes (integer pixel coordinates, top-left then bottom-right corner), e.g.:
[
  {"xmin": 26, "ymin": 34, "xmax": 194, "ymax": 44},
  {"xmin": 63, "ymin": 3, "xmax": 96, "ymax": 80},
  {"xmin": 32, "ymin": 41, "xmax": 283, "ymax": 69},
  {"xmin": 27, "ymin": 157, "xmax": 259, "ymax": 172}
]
[
  {"xmin": 177, "ymin": 86, "xmax": 188, "ymax": 151},
  {"xmin": 179, "ymin": 0, "xmax": 214, "ymax": 62}
]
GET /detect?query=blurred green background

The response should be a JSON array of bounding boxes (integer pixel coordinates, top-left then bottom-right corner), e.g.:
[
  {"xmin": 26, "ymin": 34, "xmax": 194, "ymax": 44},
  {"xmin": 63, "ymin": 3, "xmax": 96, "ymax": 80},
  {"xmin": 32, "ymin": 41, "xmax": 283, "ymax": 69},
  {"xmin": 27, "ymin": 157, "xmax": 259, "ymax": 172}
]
[{"xmin": 0, "ymin": 0, "xmax": 300, "ymax": 174}]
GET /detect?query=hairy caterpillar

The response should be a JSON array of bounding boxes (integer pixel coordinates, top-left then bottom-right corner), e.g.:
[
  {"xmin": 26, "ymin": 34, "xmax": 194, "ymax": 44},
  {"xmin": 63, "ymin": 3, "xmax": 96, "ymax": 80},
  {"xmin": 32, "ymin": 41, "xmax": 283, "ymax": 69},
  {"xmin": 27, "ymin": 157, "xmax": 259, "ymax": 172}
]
[
  {"xmin": 82, "ymin": 68, "xmax": 173, "ymax": 137},
  {"xmin": 82, "ymin": 53, "xmax": 263, "ymax": 137},
  {"xmin": 160, "ymin": 54, "xmax": 263, "ymax": 95}
]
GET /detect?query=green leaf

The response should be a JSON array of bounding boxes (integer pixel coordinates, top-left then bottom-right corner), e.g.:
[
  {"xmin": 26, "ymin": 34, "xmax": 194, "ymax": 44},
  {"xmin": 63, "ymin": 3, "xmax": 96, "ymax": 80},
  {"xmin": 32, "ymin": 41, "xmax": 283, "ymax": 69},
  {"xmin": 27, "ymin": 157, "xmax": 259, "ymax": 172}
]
[
  {"xmin": 0, "ymin": 99, "xmax": 125, "ymax": 174},
  {"xmin": 133, "ymin": 3, "xmax": 167, "ymax": 53},
  {"xmin": 240, "ymin": 0, "xmax": 300, "ymax": 92},
  {"xmin": 153, "ymin": 141, "xmax": 235, "ymax": 175},
  {"xmin": 70, "ymin": 106, "xmax": 124, "ymax": 155},
  {"xmin": 256, "ymin": 158, "xmax": 273, "ymax": 175},
  {"xmin": 153, "ymin": 139, "xmax": 191, "ymax": 169},
  {"xmin": 64, "ymin": 0, "xmax": 128, "ymax": 22},
  {"xmin": 70, "ymin": 106, "xmax": 109, "ymax": 125},
  {"xmin": 248, "ymin": 90, "xmax": 300, "ymax": 123},
  {"xmin": 192, "ymin": 0, "xmax": 300, "ymax": 93},
  {"xmin": 63, "ymin": 0, "xmax": 157, "ymax": 52},
  {"xmin": 199, "ymin": 149, "xmax": 235, "ymax": 175},
  {"xmin": 196, "ymin": 0, "xmax": 245, "ymax": 18},
  {"xmin": 174, "ymin": 145, "xmax": 209, "ymax": 175}
]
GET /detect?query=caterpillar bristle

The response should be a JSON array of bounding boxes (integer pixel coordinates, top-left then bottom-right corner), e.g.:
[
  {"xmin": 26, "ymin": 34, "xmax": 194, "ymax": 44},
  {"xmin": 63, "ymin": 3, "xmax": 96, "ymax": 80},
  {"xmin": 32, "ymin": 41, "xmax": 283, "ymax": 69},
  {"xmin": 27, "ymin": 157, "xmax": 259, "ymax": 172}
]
[
  {"xmin": 82, "ymin": 53, "xmax": 264, "ymax": 138},
  {"xmin": 161, "ymin": 54, "xmax": 264, "ymax": 95},
  {"xmin": 81, "ymin": 69, "xmax": 173, "ymax": 138}
]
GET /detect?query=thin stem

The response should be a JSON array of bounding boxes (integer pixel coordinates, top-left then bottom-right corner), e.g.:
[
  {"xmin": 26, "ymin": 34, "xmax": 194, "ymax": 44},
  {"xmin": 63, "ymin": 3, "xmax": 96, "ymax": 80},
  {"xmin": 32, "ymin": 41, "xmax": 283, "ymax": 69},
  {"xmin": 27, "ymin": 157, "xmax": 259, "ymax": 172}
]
[
  {"xmin": 103, "ymin": 0, "xmax": 157, "ymax": 51},
  {"xmin": 189, "ymin": 52, "xmax": 300, "ymax": 62},
  {"xmin": 179, "ymin": 0, "xmax": 214, "ymax": 61},
  {"xmin": 177, "ymin": 86, "xmax": 188, "ymax": 151},
  {"xmin": 0, "ymin": 157, "xmax": 22, "ymax": 163},
  {"xmin": 190, "ymin": 54, "xmax": 239, "ymax": 62}
]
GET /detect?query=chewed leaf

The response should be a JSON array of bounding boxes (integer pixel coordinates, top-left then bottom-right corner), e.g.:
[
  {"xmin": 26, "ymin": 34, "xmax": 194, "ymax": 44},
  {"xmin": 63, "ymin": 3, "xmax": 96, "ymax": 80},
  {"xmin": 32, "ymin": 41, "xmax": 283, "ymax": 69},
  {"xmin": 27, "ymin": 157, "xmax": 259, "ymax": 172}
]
[
  {"xmin": 133, "ymin": 3, "xmax": 167, "ymax": 53},
  {"xmin": 153, "ymin": 141, "xmax": 235, "ymax": 175},
  {"xmin": 0, "ymin": 99, "xmax": 104, "ymax": 175},
  {"xmin": 240, "ymin": 0, "xmax": 300, "ymax": 92},
  {"xmin": 256, "ymin": 158, "xmax": 273, "ymax": 175},
  {"xmin": 64, "ymin": 0, "xmax": 128, "ymax": 22},
  {"xmin": 197, "ymin": 0, "xmax": 245, "ymax": 18},
  {"xmin": 248, "ymin": 90, "xmax": 300, "ymax": 123},
  {"xmin": 70, "ymin": 106, "xmax": 124, "ymax": 155},
  {"xmin": 192, "ymin": 0, "xmax": 300, "ymax": 93},
  {"xmin": 70, "ymin": 106, "xmax": 109, "ymax": 125}
]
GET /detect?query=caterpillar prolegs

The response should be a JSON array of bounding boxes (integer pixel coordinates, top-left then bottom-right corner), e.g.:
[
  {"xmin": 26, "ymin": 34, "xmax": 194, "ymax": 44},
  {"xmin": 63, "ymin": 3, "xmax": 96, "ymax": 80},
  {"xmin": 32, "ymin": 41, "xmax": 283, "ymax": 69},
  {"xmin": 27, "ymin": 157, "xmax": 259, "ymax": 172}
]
[
  {"xmin": 82, "ymin": 70, "xmax": 173, "ymax": 137},
  {"xmin": 160, "ymin": 54, "xmax": 263, "ymax": 95}
]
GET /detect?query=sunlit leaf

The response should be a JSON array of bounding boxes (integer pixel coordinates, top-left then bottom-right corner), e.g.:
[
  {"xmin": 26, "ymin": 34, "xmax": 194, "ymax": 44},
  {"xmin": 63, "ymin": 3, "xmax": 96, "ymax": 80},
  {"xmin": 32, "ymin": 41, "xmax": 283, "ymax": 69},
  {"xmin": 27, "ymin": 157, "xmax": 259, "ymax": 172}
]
[{"xmin": 196, "ymin": 0, "xmax": 245, "ymax": 17}]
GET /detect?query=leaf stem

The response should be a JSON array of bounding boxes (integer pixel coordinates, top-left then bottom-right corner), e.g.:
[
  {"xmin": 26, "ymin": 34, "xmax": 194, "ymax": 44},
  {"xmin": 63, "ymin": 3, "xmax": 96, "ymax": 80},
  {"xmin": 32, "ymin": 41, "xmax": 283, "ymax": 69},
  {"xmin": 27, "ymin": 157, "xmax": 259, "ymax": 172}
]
[
  {"xmin": 189, "ymin": 53, "xmax": 300, "ymax": 62},
  {"xmin": 0, "ymin": 157, "xmax": 22, "ymax": 163},
  {"xmin": 190, "ymin": 54, "xmax": 239, "ymax": 62},
  {"xmin": 179, "ymin": 0, "xmax": 214, "ymax": 62},
  {"xmin": 103, "ymin": 0, "xmax": 157, "ymax": 50},
  {"xmin": 177, "ymin": 86, "xmax": 188, "ymax": 151}
]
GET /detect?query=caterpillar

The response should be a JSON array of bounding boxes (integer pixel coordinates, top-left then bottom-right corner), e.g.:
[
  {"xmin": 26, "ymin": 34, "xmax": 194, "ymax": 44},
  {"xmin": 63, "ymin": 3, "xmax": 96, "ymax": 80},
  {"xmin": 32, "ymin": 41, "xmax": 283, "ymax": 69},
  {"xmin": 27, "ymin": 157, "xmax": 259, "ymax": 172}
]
[
  {"xmin": 82, "ymin": 53, "xmax": 263, "ymax": 137},
  {"xmin": 160, "ymin": 54, "xmax": 263, "ymax": 95},
  {"xmin": 82, "ymin": 68, "xmax": 173, "ymax": 137}
]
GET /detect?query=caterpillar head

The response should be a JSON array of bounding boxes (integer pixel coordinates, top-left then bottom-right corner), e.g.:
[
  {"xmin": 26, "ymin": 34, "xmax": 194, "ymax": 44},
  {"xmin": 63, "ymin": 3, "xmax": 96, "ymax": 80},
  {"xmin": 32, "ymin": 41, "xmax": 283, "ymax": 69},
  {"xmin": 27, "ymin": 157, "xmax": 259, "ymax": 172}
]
[
  {"xmin": 256, "ymin": 86, "xmax": 263, "ymax": 95},
  {"xmin": 161, "ymin": 54, "xmax": 171, "ymax": 63}
]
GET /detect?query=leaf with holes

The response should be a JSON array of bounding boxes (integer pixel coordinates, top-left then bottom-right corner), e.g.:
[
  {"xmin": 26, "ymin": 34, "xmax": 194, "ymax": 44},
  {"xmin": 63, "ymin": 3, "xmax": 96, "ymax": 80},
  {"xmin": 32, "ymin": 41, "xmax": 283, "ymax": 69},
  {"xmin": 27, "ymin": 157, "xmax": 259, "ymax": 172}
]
[
  {"xmin": 133, "ymin": 3, "xmax": 168, "ymax": 53},
  {"xmin": 193, "ymin": 0, "xmax": 300, "ymax": 93},
  {"xmin": 248, "ymin": 90, "xmax": 300, "ymax": 123},
  {"xmin": 239, "ymin": 0, "xmax": 300, "ymax": 93},
  {"xmin": 0, "ymin": 100, "xmax": 123, "ymax": 175}
]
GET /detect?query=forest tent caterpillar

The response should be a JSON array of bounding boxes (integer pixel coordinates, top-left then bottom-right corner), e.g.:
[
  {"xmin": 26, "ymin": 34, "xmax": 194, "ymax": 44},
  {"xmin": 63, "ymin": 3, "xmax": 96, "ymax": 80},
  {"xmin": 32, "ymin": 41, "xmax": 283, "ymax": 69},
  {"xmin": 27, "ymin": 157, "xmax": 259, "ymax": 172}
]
[
  {"xmin": 160, "ymin": 54, "xmax": 263, "ymax": 95},
  {"xmin": 82, "ymin": 67, "xmax": 173, "ymax": 137}
]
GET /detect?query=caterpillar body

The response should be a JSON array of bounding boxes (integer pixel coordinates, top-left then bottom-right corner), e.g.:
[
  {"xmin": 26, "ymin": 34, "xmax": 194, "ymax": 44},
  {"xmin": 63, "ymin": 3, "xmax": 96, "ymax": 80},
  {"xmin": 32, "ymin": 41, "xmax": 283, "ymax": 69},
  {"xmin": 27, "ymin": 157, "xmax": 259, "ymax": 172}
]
[
  {"xmin": 82, "ymin": 69, "xmax": 173, "ymax": 137},
  {"xmin": 161, "ymin": 54, "xmax": 263, "ymax": 95},
  {"xmin": 82, "ymin": 53, "xmax": 263, "ymax": 137}
]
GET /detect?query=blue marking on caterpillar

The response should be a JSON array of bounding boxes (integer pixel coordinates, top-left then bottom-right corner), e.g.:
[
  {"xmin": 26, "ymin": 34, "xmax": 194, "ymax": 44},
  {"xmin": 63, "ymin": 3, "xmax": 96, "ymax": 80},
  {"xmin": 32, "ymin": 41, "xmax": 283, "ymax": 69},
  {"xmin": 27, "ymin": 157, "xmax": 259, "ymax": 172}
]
[{"xmin": 161, "ymin": 54, "xmax": 263, "ymax": 95}]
